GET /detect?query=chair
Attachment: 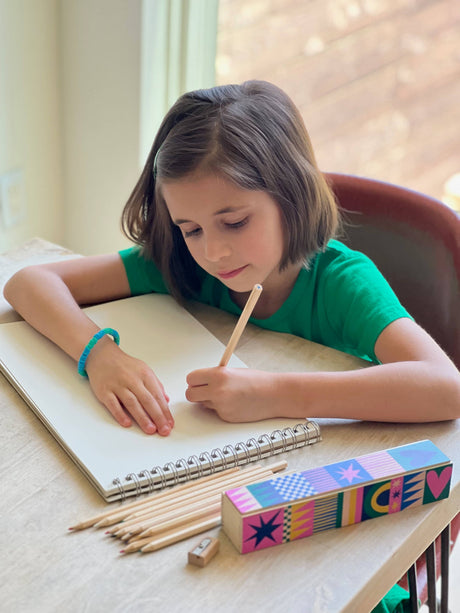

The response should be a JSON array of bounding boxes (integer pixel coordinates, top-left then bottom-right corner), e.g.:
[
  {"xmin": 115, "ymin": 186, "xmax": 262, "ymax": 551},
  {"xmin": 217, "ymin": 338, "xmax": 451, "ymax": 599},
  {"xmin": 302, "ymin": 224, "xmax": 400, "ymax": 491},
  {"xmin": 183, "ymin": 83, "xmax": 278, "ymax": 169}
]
[
  {"xmin": 326, "ymin": 172, "xmax": 460, "ymax": 368},
  {"xmin": 326, "ymin": 172, "xmax": 460, "ymax": 610}
]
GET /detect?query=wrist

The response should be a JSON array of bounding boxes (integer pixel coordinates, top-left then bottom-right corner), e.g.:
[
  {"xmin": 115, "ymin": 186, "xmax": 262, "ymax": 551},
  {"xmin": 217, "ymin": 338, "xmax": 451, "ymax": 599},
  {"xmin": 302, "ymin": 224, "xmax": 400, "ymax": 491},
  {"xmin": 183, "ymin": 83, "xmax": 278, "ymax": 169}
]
[
  {"xmin": 273, "ymin": 372, "xmax": 316, "ymax": 420},
  {"xmin": 78, "ymin": 328, "xmax": 120, "ymax": 377}
]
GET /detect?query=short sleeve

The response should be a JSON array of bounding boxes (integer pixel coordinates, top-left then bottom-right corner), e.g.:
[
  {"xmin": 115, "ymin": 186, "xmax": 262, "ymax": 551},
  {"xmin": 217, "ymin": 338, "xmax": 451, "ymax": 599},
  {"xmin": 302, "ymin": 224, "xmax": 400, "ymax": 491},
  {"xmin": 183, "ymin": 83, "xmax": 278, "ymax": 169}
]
[
  {"xmin": 319, "ymin": 249, "xmax": 413, "ymax": 362},
  {"xmin": 119, "ymin": 246, "xmax": 169, "ymax": 296}
]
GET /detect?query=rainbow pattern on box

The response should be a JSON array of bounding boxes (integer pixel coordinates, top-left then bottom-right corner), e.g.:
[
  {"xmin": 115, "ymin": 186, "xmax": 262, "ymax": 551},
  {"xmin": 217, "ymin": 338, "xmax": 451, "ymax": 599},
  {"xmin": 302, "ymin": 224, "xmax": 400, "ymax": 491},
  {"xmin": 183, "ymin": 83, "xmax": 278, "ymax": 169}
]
[{"xmin": 221, "ymin": 440, "xmax": 452, "ymax": 554}]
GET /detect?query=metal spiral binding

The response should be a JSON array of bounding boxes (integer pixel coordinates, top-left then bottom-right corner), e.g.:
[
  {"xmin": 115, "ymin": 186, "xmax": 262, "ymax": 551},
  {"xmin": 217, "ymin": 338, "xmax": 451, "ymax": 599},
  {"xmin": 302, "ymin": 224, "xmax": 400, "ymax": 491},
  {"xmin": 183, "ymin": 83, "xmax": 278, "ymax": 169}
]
[
  {"xmin": 222, "ymin": 444, "xmax": 239, "ymax": 464},
  {"xmin": 246, "ymin": 437, "xmax": 262, "ymax": 461},
  {"xmin": 175, "ymin": 457, "xmax": 192, "ymax": 480},
  {"xmin": 164, "ymin": 462, "xmax": 181, "ymax": 486},
  {"xmin": 198, "ymin": 451, "xmax": 216, "ymax": 474},
  {"xmin": 151, "ymin": 464, "xmax": 168, "ymax": 489},
  {"xmin": 258, "ymin": 432, "xmax": 276, "ymax": 455},
  {"xmin": 112, "ymin": 477, "xmax": 127, "ymax": 501},
  {"xmin": 138, "ymin": 469, "xmax": 156, "ymax": 493},
  {"xmin": 210, "ymin": 447, "xmax": 228, "ymax": 469},
  {"xmin": 187, "ymin": 455, "xmax": 204, "ymax": 478},
  {"xmin": 235, "ymin": 441, "xmax": 251, "ymax": 463},
  {"xmin": 114, "ymin": 420, "xmax": 321, "ymax": 498},
  {"xmin": 125, "ymin": 472, "xmax": 143, "ymax": 496},
  {"xmin": 271, "ymin": 429, "xmax": 287, "ymax": 453}
]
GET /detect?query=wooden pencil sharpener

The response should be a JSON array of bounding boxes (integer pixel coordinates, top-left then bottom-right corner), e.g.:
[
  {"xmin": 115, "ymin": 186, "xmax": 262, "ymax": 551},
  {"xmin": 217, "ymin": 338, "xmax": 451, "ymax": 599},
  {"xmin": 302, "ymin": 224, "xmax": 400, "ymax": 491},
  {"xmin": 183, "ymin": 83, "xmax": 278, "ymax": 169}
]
[{"xmin": 188, "ymin": 536, "xmax": 219, "ymax": 567}]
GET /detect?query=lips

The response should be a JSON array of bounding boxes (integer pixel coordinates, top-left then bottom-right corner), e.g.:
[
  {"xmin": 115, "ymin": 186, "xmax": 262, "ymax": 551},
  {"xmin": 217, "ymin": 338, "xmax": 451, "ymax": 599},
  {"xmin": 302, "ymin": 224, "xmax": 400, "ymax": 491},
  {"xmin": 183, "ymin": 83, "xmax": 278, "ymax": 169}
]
[{"xmin": 217, "ymin": 265, "xmax": 248, "ymax": 280}]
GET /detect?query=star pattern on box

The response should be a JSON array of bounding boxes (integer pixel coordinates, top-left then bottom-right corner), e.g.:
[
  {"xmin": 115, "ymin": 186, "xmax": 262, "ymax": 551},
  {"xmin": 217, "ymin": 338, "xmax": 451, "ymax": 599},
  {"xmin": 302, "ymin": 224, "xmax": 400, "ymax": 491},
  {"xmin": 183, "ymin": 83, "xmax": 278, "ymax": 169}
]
[
  {"xmin": 245, "ymin": 510, "xmax": 283, "ymax": 548},
  {"xmin": 325, "ymin": 459, "xmax": 372, "ymax": 485}
]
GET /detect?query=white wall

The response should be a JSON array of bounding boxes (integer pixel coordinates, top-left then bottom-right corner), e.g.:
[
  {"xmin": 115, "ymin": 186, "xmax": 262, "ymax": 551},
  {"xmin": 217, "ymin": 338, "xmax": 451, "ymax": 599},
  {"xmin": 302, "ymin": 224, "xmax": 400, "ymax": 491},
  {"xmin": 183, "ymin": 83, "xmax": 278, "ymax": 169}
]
[
  {"xmin": 0, "ymin": 0, "xmax": 142, "ymax": 256},
  {"xmin": 60, "ymin": 0, "xmax": 141, "ymax": 254},
  {"xmin": 0, "ymin": 0, "xmax": 63, "ymax": 252},
  {"xmin": 0, "ymin": 1, "xmax": 217, "ymax": 256}
]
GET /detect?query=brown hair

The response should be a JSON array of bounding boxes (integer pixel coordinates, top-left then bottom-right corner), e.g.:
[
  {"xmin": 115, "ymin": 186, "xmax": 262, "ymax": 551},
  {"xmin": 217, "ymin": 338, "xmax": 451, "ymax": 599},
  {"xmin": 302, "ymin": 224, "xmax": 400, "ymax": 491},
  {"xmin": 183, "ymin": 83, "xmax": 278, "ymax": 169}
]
[{"xmin": 122, "ymin": 80, "xmax": 339, "ymax": 301}]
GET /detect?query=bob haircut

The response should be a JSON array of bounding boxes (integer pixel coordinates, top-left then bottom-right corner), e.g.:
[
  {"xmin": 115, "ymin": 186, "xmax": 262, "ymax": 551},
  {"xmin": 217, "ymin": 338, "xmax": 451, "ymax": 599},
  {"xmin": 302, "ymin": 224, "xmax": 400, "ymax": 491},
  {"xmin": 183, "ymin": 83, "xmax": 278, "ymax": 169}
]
[{"xmin": 122, "ymin": 80, "xmax": 339, "ymax": 301}]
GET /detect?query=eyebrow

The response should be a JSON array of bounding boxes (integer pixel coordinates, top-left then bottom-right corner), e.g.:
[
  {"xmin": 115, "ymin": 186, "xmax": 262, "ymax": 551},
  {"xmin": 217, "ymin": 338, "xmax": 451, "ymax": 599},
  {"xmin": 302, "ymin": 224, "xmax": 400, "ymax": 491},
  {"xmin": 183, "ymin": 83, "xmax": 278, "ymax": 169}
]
[{"xmin": 174, "ymin": 206, "xmax": 245, "ymax": 226}]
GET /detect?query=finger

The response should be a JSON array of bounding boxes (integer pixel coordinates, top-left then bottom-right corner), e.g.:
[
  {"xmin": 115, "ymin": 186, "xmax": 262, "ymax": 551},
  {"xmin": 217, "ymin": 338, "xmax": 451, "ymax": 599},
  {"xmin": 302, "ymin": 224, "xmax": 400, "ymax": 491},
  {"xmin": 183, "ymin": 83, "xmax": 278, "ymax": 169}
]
[
  {"xmin": 104, "ymin": 393, "xmax": 133, "ymax": 429},
  {"xmin": 143, "ymin": 374, "xmax": 175, "ymax": 429},
  {"xmin": 186, "ymin": 368, "xmax": 214, "ymax": 387},
  {"xmin": 185, "ymin": 383, "xmax": 211, "ymax": 403},
  {"xmin": 118, "ymin": 389, "xmax": 158, "ymax": 435},
  {"xmin": 136, "ymin": 385, "xmax": 174, "ymax": 437}
]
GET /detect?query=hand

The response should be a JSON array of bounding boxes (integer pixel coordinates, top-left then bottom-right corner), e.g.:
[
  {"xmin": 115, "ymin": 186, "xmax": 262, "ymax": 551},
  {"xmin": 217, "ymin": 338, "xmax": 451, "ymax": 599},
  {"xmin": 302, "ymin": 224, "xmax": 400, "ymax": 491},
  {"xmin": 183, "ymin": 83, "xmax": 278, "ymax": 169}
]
[
  {"xmin": 85, "ymin": 337, "xmax": 174, "ymax": 435},
  {"xmin": 185, "ymin": 367, "xmax": 279, "ymax": 423}
]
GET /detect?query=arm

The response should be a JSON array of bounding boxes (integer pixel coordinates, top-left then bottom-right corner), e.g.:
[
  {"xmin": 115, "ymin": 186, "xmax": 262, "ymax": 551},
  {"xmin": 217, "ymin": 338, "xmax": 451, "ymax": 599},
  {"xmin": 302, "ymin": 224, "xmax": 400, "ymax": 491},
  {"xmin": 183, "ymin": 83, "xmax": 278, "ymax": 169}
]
[
  {"xmin": 3, "ymin": 255, "xmax": 174, "ymax": 435},
  {"xmin": 185, "ymin": 318, "xmax": 460, "ymax": 423}
]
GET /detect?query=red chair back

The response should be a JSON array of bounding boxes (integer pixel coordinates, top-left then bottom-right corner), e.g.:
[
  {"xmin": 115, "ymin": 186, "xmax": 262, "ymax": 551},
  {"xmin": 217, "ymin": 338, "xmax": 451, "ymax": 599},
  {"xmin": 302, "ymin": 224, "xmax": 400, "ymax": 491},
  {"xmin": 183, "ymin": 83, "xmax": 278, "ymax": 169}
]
[{"xmin": 326, "ymin": 172, "xmax": 460, "ymax": 368}]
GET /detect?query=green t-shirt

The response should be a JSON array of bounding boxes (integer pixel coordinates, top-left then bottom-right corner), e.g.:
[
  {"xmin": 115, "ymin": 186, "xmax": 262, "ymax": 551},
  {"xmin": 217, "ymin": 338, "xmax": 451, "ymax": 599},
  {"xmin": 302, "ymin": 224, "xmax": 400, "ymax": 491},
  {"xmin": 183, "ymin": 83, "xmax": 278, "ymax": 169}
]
[{"xmin": 119, "ymin": 240, "xmax": 412, "ymax": 363}]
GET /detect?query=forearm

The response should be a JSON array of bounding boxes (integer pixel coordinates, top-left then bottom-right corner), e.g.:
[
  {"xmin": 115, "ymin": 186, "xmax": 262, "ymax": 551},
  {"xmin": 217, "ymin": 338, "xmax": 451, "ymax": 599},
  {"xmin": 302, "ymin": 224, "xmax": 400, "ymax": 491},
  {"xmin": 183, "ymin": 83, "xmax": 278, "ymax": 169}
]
[
  {"xmin": 277, "ymin": 362, "xmax": 460, "ymax": 423},
  {"xmin": 4, "ymin": 266, "xmax": 100, "ymax": 360}
]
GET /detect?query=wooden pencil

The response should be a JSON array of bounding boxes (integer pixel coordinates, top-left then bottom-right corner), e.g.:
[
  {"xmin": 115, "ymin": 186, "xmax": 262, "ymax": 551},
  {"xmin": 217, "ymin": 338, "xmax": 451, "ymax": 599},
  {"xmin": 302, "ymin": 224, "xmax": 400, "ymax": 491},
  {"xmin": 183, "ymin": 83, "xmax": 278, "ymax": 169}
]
[
  {"xmin": 69, "ymin": 465, "xmax": 240, "ymax": 531},
  {"xmin": 117, "ymin": 495, "xmax": 223, "ymax": 540},
  {"xmin": 219, "ymin": 284, "xmax": 263, "ymax": 366},
  {"xmin": 95, "ymin": 465, "xmax": 265, "ymax": 529},
  {"xmin": 120, "ymin": 468, "xmax": 276, "ymax": 540},
  {"xmin": 120, "ymin": 514, "xmax": 222, "ymax": 555},
  {"xmin": 108, "ymin": 467, "xmax": 276, "ymax": 538},
  {"xmin": 136, "ymin": 502, "xmax": 222, "ymax": 540},
  {"xmin": 71, "ymin": 458, "xmax": 286, "ymax": 533},
  {"xmin": 114, "ymin": 462, "xmax": 283, "ymax": 525},
  {"xmin": 140, "ymin": 514, "xmax": 222, "ymax": 554}
]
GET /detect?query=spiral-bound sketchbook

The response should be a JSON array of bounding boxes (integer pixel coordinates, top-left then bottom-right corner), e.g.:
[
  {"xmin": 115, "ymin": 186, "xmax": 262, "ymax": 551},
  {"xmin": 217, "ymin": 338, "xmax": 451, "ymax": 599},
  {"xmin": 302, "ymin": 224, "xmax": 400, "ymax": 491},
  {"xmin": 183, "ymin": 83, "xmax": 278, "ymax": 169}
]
[{"xmin": 0, "ymin": 294, "xmax": 321, "ymax": 501}]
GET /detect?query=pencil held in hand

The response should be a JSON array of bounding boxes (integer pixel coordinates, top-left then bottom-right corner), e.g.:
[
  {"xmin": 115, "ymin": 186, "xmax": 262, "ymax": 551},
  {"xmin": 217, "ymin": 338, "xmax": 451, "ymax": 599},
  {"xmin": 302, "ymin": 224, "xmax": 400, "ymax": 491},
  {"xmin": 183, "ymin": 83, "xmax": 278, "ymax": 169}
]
[{"xmin": 219, "ymin": 284, "xmax": 263, "ymax": 367}]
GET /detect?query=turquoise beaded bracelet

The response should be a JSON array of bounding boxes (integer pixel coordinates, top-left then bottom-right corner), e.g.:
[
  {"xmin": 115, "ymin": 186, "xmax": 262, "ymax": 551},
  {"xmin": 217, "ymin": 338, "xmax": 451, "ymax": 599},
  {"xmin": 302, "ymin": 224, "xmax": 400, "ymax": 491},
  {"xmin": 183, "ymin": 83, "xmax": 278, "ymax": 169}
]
[{"xmin": 77, "ymin": 328, "xmax": 120, "ymax": 377}]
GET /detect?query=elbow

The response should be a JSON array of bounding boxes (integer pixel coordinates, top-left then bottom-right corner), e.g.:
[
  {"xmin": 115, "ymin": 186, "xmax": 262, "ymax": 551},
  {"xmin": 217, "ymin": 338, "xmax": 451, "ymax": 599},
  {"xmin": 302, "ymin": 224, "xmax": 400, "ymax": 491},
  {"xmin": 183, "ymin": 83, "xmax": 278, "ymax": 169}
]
[
  {"xmin": 449, "ymin": 372, "xmax": 460, "ymax": 419},
  {"xmin": 436, "ymin": 366, "xmax": 460, "ymax": 421},
  {"xmin": 3, "ymin": 265, "xmax": 39, "ymax": 307}
]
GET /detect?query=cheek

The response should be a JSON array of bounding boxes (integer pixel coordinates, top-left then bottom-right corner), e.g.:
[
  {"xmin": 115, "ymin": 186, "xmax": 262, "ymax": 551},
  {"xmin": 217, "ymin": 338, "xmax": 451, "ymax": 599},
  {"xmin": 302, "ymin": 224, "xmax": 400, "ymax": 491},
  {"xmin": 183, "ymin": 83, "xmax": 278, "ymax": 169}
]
[{"xmin": 252, "ymin": 220, "xmax": 285, "ymax": 258}]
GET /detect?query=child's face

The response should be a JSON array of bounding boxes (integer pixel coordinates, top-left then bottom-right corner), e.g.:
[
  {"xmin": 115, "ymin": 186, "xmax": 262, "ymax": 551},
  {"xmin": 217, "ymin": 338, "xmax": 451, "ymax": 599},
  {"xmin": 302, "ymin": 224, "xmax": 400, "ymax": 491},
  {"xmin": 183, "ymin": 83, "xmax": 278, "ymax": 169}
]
[{"xmin": 162, "ymin": 173, "xmax": 288, "ymax": 295}]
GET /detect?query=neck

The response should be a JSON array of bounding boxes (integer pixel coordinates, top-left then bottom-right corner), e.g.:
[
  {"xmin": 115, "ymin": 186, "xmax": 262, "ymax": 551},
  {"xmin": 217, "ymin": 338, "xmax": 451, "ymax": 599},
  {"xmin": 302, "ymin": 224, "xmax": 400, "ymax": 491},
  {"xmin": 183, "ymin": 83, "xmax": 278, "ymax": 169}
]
[{"xmin": 230, "ymin": 262, "xmax": 302, "ymax": 319}]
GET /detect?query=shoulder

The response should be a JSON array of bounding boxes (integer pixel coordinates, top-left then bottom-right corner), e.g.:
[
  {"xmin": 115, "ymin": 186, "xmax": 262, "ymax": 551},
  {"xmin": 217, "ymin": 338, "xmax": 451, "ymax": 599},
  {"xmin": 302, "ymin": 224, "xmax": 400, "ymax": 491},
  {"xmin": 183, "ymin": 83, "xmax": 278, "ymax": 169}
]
[
  {"xmin": 312, "ymin": 240, "xmax": 391, "ymax": 291},
  {"xmin": 118, "ymin": 246, "xmax": 169, "ymax": 295},
  {"xmin": 309, "ymin": 240, "xmax": 412, "ymax": 361},
  {"xmin": 314, "ymin": 239, "xmax": 375, "ymax": 270}
]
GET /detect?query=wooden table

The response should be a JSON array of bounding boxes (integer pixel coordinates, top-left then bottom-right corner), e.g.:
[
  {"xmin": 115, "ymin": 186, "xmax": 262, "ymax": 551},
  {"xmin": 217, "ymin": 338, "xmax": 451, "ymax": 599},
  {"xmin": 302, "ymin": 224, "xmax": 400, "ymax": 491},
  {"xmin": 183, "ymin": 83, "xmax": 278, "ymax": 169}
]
[{"xmin": 0, "ymin": 240, "xmax": 458, "ymax": 613}]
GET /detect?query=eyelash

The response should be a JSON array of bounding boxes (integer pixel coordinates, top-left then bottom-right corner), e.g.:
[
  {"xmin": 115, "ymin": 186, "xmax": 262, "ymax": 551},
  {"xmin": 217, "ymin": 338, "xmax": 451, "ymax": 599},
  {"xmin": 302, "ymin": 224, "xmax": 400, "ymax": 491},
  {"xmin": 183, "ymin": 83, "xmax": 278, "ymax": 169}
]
[
  {"xmin": 226, "ymin": 217, "xmax": 249, "ymax": 230},
  {"xmin": 183, "ymin": 217, "xmax": 249, "ymax": 238}
]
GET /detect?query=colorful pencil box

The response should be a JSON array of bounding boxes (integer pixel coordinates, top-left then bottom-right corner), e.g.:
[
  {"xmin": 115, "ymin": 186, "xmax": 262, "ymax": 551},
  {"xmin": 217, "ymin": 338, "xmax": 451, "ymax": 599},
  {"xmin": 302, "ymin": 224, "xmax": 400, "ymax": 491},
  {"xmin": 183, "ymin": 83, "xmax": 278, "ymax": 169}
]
[{"xmin": 222, "ymin": 439, "xmax": 452, "ymax": 554}]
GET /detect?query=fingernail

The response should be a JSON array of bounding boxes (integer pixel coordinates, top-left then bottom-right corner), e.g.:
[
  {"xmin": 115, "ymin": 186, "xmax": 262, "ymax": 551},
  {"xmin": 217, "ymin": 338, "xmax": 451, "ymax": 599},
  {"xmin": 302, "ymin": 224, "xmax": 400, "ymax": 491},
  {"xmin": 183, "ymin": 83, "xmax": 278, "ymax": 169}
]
[
  {"xmin": 145, "ymin": 422, "xmax": 157, "ymax": 434},
  {"xmin": 160, "ymin": 425, "xmax": 171, "ymax": 436}
]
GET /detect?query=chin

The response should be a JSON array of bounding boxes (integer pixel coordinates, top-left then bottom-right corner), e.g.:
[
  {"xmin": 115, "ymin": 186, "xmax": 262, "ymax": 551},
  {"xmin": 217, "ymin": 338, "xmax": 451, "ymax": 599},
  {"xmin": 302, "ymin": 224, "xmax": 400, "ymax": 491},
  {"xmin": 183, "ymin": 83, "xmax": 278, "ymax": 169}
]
[{"xmin": 221, "ymin": 279, "xmax": 260, "ymax": 294}]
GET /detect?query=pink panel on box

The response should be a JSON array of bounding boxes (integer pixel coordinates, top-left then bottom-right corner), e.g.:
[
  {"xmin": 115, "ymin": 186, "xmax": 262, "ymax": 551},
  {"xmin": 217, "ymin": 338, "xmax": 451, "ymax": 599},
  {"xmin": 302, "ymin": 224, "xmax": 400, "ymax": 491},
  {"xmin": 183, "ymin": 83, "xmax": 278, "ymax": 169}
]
[
  {"xmin": 358, "ymin": 451, "xmax": 404, "ymax": 478},
  {"xmin": 388, "ymin": 477, "xmax": 403, "ymax": 514},
  {"xmin": 241, "ymin": 509, "xmax": 284, "ymax": 553}
]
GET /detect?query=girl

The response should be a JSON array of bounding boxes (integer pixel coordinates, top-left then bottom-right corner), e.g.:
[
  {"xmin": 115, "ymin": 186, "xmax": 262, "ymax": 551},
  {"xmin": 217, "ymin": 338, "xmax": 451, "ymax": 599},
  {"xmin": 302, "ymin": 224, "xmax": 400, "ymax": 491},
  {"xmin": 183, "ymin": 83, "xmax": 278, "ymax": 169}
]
[{"xmin": 4, "ymin": 80, "xmax": 459, "ymax": 437}]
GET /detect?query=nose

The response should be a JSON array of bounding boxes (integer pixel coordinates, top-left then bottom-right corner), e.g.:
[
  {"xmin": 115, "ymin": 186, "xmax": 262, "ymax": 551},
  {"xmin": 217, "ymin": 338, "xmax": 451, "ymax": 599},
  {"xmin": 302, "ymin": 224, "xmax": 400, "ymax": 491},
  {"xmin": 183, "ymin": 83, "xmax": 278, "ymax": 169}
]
[{"xmin": 204, "ymin": 233, "xmax": 231, "ymax": 262}]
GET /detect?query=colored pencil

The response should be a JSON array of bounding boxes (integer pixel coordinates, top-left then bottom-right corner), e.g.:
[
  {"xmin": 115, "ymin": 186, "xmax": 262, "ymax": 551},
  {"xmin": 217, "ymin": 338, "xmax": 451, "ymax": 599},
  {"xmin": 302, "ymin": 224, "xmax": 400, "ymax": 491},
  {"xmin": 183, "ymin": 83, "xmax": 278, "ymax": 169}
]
[{"xmin": 219, "ymin": 284, "xmax": 263, "ymax": 366}]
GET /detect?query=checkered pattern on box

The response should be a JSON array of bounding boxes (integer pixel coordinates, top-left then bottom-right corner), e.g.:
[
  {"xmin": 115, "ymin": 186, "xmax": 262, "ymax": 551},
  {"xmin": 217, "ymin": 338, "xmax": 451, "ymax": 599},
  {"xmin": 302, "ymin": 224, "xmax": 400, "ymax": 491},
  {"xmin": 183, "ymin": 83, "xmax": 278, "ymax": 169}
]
[
  {"xmin": 272, "ymin": 473, "xmax": 317, "ymax": 501},
  {"xmin": 282, "ymin": 506, "xmax": 292, "ymax": 542}
]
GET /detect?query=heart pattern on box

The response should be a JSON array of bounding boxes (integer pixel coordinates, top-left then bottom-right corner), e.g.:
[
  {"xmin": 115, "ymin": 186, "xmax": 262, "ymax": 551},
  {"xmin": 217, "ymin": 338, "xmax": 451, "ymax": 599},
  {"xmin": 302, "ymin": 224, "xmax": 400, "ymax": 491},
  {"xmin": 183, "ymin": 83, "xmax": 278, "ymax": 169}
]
[{"xmin": 426, "ymin": 466, "xmax": 452, "ymax": 499}]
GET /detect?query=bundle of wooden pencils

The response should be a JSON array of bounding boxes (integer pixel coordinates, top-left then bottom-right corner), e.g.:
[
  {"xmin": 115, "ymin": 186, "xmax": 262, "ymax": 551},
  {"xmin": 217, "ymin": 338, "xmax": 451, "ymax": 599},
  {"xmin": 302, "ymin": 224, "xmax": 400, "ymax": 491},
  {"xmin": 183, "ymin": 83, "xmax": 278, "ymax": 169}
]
[{"xmin": 69, "ymin": 460, "xmax": 287, "ymax": 555}]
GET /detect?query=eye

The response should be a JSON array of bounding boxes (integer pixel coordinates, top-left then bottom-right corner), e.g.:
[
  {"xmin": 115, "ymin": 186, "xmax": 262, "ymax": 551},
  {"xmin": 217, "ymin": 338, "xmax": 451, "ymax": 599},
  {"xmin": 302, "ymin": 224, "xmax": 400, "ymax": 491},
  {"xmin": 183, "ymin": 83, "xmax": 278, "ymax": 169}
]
[
  {"xmin": 183, "ymin": 227, "xmax": 202, "ymax": 238},
  {"xmin": 225, "ymin": 217, "xmax": 249, "ymax": 230}
]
